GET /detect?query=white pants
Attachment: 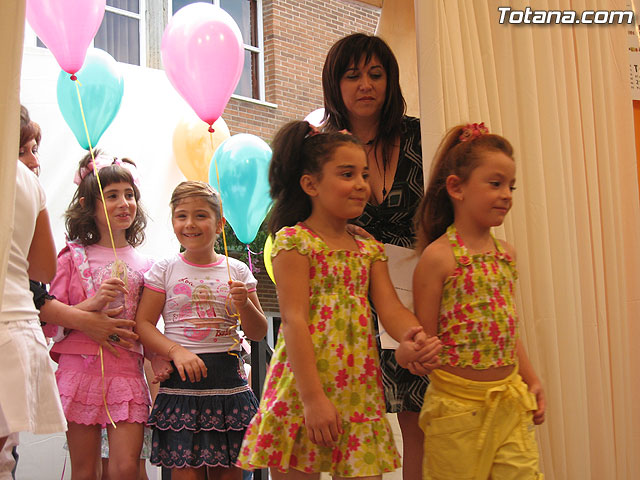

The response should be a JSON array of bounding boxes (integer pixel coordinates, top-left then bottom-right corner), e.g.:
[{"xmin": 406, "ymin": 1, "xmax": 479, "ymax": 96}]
[{"xmin": 0, "ymin": 320, "xmax": 66, "ymax": 437}]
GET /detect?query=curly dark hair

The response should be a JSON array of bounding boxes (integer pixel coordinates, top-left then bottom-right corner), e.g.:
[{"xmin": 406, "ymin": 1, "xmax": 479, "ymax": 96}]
[
  {"xmin": 414, "ymin": 125, "xmax": 514, "ymax": 252},
  {"xmin": 65, "ymin": 150, "xmax": 147, "ymax": 246},
  {"xmin": 322, "ymin": 33, "xmax": 406, "ymax": 171},
  {"xmin": 267, "ymin": 120, "xmax": 362, "ymax": 235}
]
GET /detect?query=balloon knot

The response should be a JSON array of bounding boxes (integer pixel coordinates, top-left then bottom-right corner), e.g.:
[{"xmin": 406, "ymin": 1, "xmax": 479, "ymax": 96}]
[
  {"xmin": 208, "ymin": 126, "xmax": 215, "ymax": 133},
  {"xmin": 70, "ymin": 74, "xmax": 77, "ymax": 81}
]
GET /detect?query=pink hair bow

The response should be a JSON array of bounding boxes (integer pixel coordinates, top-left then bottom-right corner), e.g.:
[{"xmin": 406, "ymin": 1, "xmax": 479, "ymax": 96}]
[
  {"xmin": 306, "ymin": 124, "xmax": 321, "ymax": 138},
  {"xmin": 73, "ymin": 152, "xmax": 140, "ymax": 187},
  {"xmin": 459, "ymin": 122, "xmax": 489, "ymax": 143}
]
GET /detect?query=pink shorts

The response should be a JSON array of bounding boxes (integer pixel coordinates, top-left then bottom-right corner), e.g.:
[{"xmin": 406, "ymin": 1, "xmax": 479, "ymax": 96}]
[{"xmin": 56, "ymin": 348, "xmax": 150, "ymax": 426}]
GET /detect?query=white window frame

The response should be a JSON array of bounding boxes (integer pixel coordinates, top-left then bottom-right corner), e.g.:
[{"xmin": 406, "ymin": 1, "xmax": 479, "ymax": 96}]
[
  {"xmin": 168, "ymin": 0, "xmax": 266, "ymax": 103},
  {"xmin": 101, "ymin": 0, "xmax": 147, "ymax": 67},
  {"xmin": 24, "ymin": 0, "xmax": 147, "ymax": 68}
]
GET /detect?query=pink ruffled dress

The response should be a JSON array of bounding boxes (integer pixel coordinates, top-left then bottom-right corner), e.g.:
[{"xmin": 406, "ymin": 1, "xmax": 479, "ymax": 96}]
[{"xmin": 49, "ymin": 242, "xmax": 152, "ymax": 426}]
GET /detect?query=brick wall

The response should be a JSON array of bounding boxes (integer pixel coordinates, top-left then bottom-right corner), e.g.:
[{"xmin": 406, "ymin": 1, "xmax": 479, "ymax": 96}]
[
  {"xmin": 222, "ymin": 0, "xmax": 380, "ymax": 315},
  {"xmin": 222, "ymin": 0, "xmax": 380, "ymax": 140}
]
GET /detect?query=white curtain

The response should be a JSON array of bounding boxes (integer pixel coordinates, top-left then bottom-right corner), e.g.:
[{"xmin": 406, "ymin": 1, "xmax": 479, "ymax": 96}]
[
  {"xmin": 412, "ymin": 0, "xmax": 640, "ymax": 478},
  {"xmin": 0, "ymin": 0, "xmax": 25, "ymax": 310}
]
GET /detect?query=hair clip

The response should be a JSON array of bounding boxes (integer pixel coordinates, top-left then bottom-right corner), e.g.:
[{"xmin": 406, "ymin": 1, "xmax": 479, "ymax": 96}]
[
  {"xmin": 73, "ymin": 152, "xmax": 141, "ymax": 187},
  {"xmin": 459, "ymin": 122, "xmax": 489, "ymax": 143}
]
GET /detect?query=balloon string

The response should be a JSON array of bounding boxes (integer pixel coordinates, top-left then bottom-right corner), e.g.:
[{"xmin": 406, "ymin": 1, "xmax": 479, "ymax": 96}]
[
  {"xmin": 99, "ymin": 346, "xmax": 117, "ymax": 428},
  {"xmin": 246, "ymin": 245, "xmax": 253, "ymax": 272},
  {"xmin": 209, "ymin": 131, "xmax": 232, "ymax": 282},
  {"xmin": 73, "ymin": 80, "xmax": 119, "ymax": 264},
  {"xmin": 208, "ymin": 131, "xmax": 242, "ymax": 358},
  {"xmin": 74, "ymin": 78, "xmax": 118, "ymax": 429}
]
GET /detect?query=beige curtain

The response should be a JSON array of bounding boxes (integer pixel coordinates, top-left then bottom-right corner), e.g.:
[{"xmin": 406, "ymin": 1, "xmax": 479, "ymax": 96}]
[
  {"xmin": 375, "ymin": 0, "xmax": 420, "ymax": 117},
  {"xmin": 412, "ymin": 0, "xmax": 640, "ymax": 478},
  {"xmin": 0, "ymin": 0, "xmax": 25, "ymax": 310}
]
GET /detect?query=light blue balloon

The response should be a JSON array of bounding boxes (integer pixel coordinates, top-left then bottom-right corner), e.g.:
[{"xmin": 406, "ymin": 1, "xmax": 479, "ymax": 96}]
[
  {"xmin": 57, "ymin": 48, "xmax": 124, "ymax": 150},
  {"xmin": 210, "ymin": 134, "xmax": 272, "ymax": 244}
]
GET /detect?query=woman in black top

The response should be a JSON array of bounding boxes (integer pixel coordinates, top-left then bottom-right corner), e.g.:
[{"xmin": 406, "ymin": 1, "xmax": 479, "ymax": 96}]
[{"xmin": 322, "ymin": 33, "xmax": 426, "ymax": 480}]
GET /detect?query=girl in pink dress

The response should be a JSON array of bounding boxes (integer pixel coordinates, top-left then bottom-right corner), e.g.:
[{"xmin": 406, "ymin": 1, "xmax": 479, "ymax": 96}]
[{"xmin": 49, "ymin": 151, "xmax": 152, "ymax": 479}]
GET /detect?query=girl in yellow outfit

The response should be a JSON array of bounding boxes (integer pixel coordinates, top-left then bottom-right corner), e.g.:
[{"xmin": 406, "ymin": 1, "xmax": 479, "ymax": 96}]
[{"xmin": 413, "ymin": 123, "xmax": 545, "ymax": 480}]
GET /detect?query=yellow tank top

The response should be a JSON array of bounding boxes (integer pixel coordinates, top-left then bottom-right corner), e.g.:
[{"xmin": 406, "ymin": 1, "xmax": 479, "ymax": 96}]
[{"xmin": 438, "ymin": 225, "xmax": 519, "ymax": 369}]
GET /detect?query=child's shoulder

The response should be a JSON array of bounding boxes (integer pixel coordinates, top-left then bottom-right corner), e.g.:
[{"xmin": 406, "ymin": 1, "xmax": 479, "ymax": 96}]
[
  {"xmin": 495, "ymin": 238, "xmax": 517, "ymax": 260},
  {"xmin": 274, "ymin": 223, "xmax": 306, "ymax": 241},
  {"xmin": 417, "ymin": 234, "xmax": 456, "ymax": 277},
  {"xmin": 273, "ymin": 223, "xmax": 317, "ymax": 253},
  {"xmin": 148, "ymin": 252, "xmax": 180, "ymax": 271},
  {"xmin": 354, "ymin": 234, "xmax": 385, "ymax": 256},
  {"xmin": 225, "ymin": 255, "xmax": 252, "ymax": 272}
]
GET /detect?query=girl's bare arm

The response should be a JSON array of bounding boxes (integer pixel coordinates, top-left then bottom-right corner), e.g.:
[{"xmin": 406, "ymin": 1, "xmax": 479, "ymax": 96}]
[{"xmin": 273, "ymin": 248, "xmax": 342, "ymax": 447}]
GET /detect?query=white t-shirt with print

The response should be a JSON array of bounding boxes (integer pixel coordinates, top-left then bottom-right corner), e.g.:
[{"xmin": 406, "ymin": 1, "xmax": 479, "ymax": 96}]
[{"xmin": 144, "ymin": 253, "xmax": 257, "ymax": 354}]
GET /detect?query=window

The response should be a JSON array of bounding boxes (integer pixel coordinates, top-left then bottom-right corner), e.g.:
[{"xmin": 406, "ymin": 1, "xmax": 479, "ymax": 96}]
[
  {"xmin": 170, "ymin": 0, "xmax": 265, "ymax": 101},
  {"xmin": 95, "ymin": 0, "xmax": 145, "ymax": 66},
  {"xmin": 35, "ymin": 0, "xmax": 145, "ymax": 67}
]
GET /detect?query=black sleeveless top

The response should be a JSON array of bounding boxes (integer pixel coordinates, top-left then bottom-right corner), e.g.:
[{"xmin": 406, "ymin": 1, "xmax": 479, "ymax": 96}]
[{"xmin": 354, "ymin": 116, "xmax": 423, "ymax": 247}]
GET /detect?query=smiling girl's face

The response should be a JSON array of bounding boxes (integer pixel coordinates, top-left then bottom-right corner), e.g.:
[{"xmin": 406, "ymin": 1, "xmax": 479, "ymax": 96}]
[{"xmin": 91, "ymin": 181, "xmax": 137, "ymax": 246}]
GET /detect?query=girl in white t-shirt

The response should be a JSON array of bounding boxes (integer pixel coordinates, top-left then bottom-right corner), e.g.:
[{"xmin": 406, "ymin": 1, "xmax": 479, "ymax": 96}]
[{"xmin": 135, "ymin": 181, "xmax": 267, "ymax": 480}]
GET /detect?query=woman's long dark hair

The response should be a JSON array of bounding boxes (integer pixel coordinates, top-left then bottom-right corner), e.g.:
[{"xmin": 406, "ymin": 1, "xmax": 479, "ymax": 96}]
[
  {"xmin": 322, "ymin": 33, "xmax": 406, "ymax": 170},
  {"xmin": 268, "ymin": 120, "xmax": 361, "ymax": 235}
]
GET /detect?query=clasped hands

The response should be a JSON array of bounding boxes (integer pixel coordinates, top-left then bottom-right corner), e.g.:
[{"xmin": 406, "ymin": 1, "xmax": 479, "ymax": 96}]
[{"xmin": 395, "ymin": 326, "xmax": 442, "ymax": 376}]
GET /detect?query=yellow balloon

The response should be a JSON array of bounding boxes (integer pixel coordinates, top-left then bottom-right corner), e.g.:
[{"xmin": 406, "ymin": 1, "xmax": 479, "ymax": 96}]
[
  {"xmin": 172, "ymin": 115, "xmax": 230, "ymax": 182},
  {"xmin": 264, "ymin": 235, "xmax": 275, "ymax": 284}
]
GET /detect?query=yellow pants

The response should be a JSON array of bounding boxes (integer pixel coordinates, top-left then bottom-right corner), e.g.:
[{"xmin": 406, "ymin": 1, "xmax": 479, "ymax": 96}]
[{"xmin": 419, "ymin": 367, "xmax": 543, "ymax": 480}]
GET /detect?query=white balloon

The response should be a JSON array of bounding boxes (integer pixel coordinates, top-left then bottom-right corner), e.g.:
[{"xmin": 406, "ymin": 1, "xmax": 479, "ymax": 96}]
[{"xmin": 304, "ymin": 108, "xmax": 325, "ymax": 127}]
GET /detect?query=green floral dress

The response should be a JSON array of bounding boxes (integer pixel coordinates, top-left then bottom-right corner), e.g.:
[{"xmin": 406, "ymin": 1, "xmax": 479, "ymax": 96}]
[{"xmin": 237, "ymin": 224, "xmax": 401, "ymax": 477}]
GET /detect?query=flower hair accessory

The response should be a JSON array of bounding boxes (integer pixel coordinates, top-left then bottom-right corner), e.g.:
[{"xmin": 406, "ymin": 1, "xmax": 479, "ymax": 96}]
[
  {"xmin": 459, "ymin": 122, "xmax": 489, "ymax": 143},
  {"xmin": 305, "ymin": 123, "xmax": 321, "ymax": 138},
  {"xmin": 73, "ymin": 152, "xmax": 141, "ymax": 187}
]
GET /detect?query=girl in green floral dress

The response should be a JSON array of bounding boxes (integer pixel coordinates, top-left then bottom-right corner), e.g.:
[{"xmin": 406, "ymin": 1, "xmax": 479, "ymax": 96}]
[{"xmin": 237, "ymin": 121, "xmax": 442, "ymax": 479}]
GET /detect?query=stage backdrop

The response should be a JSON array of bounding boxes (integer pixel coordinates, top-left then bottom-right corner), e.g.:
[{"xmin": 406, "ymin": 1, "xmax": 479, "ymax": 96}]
[{"xmin": 412, "ymin": 0, "xmax": 640, "ymax": 479}]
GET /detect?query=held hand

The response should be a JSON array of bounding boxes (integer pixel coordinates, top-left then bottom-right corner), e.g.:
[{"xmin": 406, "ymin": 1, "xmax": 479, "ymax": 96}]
[
  {"xmin": 89, "ymin": 278, "xmax": 128, "ymax": 311},
  {"xmin": 395, "ymin": 326, "xmax": 442, "ymax": 369},
  {"xmin": 150, "ymin": 355, "xmax": 173, "ymax": 384},
  {"xmin": 406, "ymin": 361, "xmax": 431, "ymax": 376},
  {"xmin": 413, "ymin": 333, "xmax": 443, "ymax": 365},
  {"xmin": 303, "ymin": 393, "xmax": 343, "ymax": 448},
  {"xmin": 405, "ymin": 330, "xmax": 442, "ymax": 375},
  {"xmin": 528, "ymin": 382, "xmax": 546, "ymax": 425},
  {"xmin": 82, "ymin": 306, "xmax": 138, "ymax": 357},
  {"xmin": 228, "ymin": 280, "xmax": 249, "ymax": 309},
  {"xmin": 168, "ymin": 344, "xmax": 207, "ymax": 383}
]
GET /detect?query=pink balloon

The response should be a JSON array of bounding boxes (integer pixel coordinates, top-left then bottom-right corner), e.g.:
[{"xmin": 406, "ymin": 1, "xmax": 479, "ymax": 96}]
[
  {"xmin": 162, "ymin": 3, "xmax": 244, "ymax": 127},
  {"xmin": 26, "ymin": 0, "xmax": 106, "ymax": 75}
]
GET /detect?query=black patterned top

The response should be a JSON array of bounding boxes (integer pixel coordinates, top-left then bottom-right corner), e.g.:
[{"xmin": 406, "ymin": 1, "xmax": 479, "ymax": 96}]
[{"xmin": 354, "ymin": 116, "xmax": 423, "ymax": 248}]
